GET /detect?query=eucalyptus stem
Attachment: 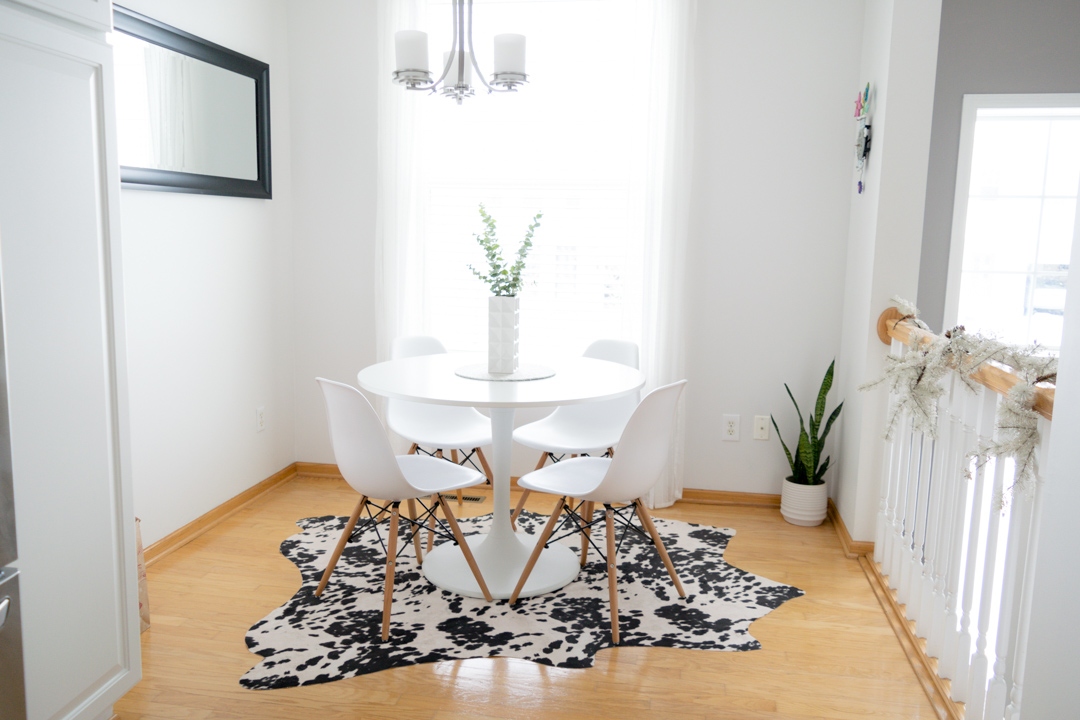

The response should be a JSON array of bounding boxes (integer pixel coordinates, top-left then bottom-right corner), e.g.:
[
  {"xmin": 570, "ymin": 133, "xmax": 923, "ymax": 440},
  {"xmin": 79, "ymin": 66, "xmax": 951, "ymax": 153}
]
[{"xmin": 467, "ymin": 203, "xmax": 542, "ymax": 296}]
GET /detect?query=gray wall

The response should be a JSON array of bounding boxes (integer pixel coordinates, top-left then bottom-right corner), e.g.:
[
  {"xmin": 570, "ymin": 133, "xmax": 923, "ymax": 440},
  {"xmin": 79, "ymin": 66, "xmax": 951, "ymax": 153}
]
[{"xmin": 917, "ymin": 0, "xmax": 1080, "ymax": 332}]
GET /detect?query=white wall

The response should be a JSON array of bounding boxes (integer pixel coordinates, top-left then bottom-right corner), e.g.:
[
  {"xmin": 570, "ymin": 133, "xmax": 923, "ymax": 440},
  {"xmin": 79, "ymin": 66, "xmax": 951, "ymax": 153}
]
[
  {"xmin": 682, "ymin": 1, "xmax": 864, "ymax": 494},
  {"xmin": 1021, "ymin": 205, "xmax": 1080, "ymax": 717},
  {"xmin": 916, "ymin": 0, "xmax": 1080, "ymax": 332},
  {"xmin": 832, "ymin": 0, "xmax": 942, "ymax": 542},
  {"xmin": 120, "ymin": 0, "xmax": 296, "ymax": 545},
  {"xmin": 286, "ymin": 0, "xmax": 380, "ymax": 464}
]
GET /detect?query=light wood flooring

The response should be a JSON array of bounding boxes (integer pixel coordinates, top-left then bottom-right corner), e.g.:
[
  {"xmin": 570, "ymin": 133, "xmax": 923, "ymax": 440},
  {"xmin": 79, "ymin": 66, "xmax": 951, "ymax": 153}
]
[{"xmin": 116, "ymin": 476, "xmax": 937, "ymax": 719}]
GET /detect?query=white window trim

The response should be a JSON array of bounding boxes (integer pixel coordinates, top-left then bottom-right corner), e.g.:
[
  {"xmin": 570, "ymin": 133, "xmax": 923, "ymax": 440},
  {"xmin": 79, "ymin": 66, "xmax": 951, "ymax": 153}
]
[{"xmin": 943, "ymin": 92, "xmax": 1080, "ymax": 331}]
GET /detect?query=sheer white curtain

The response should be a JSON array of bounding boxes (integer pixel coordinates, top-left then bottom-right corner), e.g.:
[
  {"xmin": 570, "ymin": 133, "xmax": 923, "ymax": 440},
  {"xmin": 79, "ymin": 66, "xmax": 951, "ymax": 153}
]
[{"xmin": 375, "ymin": 0, "xmax": 696, "ymax": 506}]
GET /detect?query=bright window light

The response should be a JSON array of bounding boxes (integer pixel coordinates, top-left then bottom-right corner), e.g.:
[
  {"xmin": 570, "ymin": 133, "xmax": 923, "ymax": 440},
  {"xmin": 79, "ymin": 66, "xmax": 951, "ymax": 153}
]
[
  {"xmin": 953, "ymin": 102, "xmax": 1080, "ymax": 349},
  {"xmin": 412, "ymin": 0, "xmax": 644, "ymax": 360}
]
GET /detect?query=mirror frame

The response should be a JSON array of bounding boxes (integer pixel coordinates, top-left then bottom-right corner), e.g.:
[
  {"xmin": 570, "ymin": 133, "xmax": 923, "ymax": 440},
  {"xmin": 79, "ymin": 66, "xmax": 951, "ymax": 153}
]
[{"xmin": 113, "ymin": 6, "xmax": 272, "ymax": 199}]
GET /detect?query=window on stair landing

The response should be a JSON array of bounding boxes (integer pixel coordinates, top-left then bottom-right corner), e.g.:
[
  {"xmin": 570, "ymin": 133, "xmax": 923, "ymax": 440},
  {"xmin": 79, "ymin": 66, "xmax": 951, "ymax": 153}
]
[{"xmin": 945, "ymin": 95, "xmax": 1080, "ymax": 350}]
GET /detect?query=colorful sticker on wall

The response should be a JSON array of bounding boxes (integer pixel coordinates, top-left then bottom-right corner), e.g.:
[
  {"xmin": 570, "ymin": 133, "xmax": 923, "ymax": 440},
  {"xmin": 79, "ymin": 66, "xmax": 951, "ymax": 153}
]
[{"xmin": 854, "ymin": 83, "xmax": 872, "ymax": 194}]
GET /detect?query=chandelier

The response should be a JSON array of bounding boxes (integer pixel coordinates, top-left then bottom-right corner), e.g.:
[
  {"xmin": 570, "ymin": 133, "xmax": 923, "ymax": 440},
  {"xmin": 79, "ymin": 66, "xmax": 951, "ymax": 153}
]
[{"xmin": 392, "ymin": 0, "xmax": 527, "ymax": 104}]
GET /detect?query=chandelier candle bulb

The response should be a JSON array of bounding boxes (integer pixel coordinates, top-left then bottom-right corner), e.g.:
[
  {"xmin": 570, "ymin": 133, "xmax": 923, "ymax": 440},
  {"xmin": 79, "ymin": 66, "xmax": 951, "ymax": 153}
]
[
  {"xmin": 493, "ymin": 33, "xmax": 526, "ymax": 74},
  {"xmin": 444, "ymin": 51, "xmax": 472, "ymax": 86},
  {"xmin": 395, "ymin": 30, "xmax": 428, "ymax": 72}
]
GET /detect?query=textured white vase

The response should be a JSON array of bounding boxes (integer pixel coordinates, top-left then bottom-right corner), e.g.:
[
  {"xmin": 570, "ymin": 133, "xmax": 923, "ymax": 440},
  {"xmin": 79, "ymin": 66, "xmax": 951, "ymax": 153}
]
[
  {"xmin": 488, "ymin": 295, "xmax": 519, "ymax": 374},
  {"xmin": 780, "ymin": 478, "xmax": 828, "ymax": 527}
]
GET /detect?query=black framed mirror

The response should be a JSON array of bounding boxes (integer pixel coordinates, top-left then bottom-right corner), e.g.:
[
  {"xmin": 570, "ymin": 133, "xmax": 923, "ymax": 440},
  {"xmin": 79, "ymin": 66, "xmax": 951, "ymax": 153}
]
[{"xmin": 113, "ymin": 6, "xmax": 272, "ymax": 199}]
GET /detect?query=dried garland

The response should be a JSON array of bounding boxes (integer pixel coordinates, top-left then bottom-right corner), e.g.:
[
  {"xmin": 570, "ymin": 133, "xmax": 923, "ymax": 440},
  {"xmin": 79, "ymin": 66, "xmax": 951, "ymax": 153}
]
[{"xmin": 860, "ymin": 297, "xmax": 1057, "ymax": 499}]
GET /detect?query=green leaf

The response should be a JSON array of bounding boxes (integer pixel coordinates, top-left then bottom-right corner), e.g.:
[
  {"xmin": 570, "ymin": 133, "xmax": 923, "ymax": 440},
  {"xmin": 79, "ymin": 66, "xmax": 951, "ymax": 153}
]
[
  {"xmin": 784, "ymin": 383, "xmax": 805, "ymax": 432},
  {"xmin": 771, "ymin": 414, "xmax": 795, "ymax": 473},
  {"xmin": 813, "ymin": 456, "xmax": 831, "ymax": 484},
  {"xmin": 820, "ymin": 401, "xmax": 843, "ymax": 445},
  {"xmin": 814, "ymin": 360, "xmax": 835, "ymax": 430}
]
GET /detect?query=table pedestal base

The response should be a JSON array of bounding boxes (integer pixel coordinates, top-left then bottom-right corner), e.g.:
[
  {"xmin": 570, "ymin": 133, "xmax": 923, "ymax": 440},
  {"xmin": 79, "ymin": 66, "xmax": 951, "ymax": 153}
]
[{"xmin": 423, "ymin": 530, "xmax": 579, "ymax": 600}]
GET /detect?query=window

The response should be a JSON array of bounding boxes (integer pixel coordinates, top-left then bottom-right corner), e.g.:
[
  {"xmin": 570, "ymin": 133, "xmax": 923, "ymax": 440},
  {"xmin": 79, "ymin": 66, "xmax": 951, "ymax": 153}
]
[
  {"xmin": 946, "ymin": 95, "xmax": 1080, "ymax": 349},
  {"xmin": 410, "ymin": 0, "xmax": 646, "ymax": 359}
]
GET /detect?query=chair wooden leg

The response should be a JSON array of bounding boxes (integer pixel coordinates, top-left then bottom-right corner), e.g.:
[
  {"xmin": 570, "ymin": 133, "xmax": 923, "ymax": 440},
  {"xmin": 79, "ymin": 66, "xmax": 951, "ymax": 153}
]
[
  {"xmin": 580, "ymin": 501, "xmax": 594, "ymax": 566},
  {"xmin": 605, "ymin": 506, "xmax": 620, "ymax": 644},
  {"xmin": 381, "ymin": 504, "xmax": 400, "ymax": 641},
  {"xmin": 427, "ymin": 493, "xmax": 438, "ymax": 553},
  {"xmin": 635, "ymin": 500, "xmax": 685, "ymax": 597},
  {"xmin": 510, "ymin": 496, "xmax": 566, "ymax": 604},
  {"xmin": 407, "ymin": 498, "xmax": 423, "ymax": 565},
  {"xmin": 475, "ymin": 447, "xmax": 493, "ymax": 483},
  {"xmin": 315, "ymin": 495, "xmax": 367, "ymax": 597},
  {"xmin": 437, "ymin": 495, "xmax": 493, "ymax": 602},
  {"xmin": 408, "ymin": 443, "xmax": 419, "ymax": 454},
  {"xmin": 511, "ymin": 490, "xmax": 530, "ymax": 530},
  {"xmin": 607, "ymin": 447, "xmax": 615, "ymax": 458},
  {"xmin": 511, "ymin": 452, "xmax": 548, "ymax": 529},
  {"xmin": 451, "ymin": 449, "xmax": 463, "ymax": 504}
]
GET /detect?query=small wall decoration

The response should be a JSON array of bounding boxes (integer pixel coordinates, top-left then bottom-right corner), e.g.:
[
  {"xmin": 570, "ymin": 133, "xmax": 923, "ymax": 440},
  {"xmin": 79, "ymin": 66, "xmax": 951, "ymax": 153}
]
[{"xmin": 854, "ymin": 82, "xmax": 872, "ymax": 194}]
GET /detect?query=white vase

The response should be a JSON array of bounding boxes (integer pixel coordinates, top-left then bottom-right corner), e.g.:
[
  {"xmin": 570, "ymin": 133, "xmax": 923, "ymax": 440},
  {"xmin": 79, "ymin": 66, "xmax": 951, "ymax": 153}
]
[
  {"xmin": 488, "ymin": 295, "xmax": 519, "ymax": 374},
  {"xmin": 780, "ymin": 478, "xmax": 828, "ymax": 527}
]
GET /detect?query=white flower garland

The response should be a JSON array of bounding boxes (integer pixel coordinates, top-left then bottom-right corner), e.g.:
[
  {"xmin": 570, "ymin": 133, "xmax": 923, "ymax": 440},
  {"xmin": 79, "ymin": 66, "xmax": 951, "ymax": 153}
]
[{"xmin": 860, "ymin": 297, "xmax": 1057, "ymax": 500}]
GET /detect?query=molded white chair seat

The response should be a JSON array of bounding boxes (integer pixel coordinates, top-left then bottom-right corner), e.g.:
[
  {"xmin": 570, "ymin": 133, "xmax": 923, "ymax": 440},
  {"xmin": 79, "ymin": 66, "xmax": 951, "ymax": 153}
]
[
  {"xmin": 517, "ymin": 457, "xmax": 612, "ymax": 501},
  {"xmin": 512, "ymin": 407, "xmax": 629, "ymax": 455},
  {"xmin": 510, "ymin": 380, "xmax": 688, "ymax": 644},
  {"xmin": 387, "ymin": 336, "xmax": 493, "ymax": 500},
  {"xmin": 314, "ymin": 377, "xmax": 493, "ymax": 641},
  {"xmin": 395, "ymin": 454, "xmax": 486, "ymax": 495},
  {"xmin": 389, "ymin": 403, "xmax": 493, "ymax": 450},
  {"xmin": 511, "ymin": 339, "xmax": 639, "ymax": 528}
]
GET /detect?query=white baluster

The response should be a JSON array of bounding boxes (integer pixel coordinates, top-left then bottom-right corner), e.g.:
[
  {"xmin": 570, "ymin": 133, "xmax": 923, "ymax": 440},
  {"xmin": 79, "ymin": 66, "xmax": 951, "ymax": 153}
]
[
  {"xmin": 889, "ymin": 411, "xmax": 915, "ymax": 590},
  {"xmin": 986, "ymin": 487, "xmax": 1031, "ymax": 719},
  {"xmin": 967, "ymin": 395, "xmax": 1010, "ymax": 719},
  {"xmin": 1005, "ymin": 418, "xmax": 1052, "ymax": 720},
  {"xmin": 877, "ymin": 352, "xmax": 904, "ymax": 566},
  {"xmin": 906, "ymin": 431, "xmax": 935, "ymax": 623},
  {"xmin": 941, "ymin": 384, "xmax": 980, "ymax": 680},
  {"xmin": 953, "ymin": 386, "xmax": 997, "ymax": 704},
  {"xmin": 927, "ymin": 374, "xmax": 959, "ymax": 657}
]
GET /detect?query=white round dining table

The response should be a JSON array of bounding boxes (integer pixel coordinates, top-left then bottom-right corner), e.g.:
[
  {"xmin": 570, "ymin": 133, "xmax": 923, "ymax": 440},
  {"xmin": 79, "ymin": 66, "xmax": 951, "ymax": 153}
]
[{"xmin": 356, "ymin": 352, "xmax": 645, "ymax": 600}]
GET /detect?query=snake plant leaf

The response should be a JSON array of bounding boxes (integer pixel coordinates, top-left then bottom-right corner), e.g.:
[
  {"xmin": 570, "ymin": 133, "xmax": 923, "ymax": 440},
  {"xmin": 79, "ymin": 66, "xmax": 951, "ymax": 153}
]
[
  {"xmin": 813, "ymin": 455, "xmax": 831, "ymax": 484},
  {"xmin": 784, "ymin": 383, "xmax": 805, "ymax": 430},
  {"xmin": 772, "ymin": 415, "xmax": 795, "ymax": 473},
  {"xmin": 812, "ymin": 360, "xmax": 835, "ymax": 437},
  {"xmin": 796, "ymin": 429, "xmax": 815, "ymax": 480},
  {"xmin": 820, "ymin": 401, "xmax": 844, "ymax": 446}
]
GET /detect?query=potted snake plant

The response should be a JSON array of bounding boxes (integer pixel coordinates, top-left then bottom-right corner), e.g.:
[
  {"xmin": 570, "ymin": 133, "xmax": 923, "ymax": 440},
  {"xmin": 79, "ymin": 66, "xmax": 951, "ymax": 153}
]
[{"xmin": 771, "ymin": 360, "xmax": 843, "ymax": 526}]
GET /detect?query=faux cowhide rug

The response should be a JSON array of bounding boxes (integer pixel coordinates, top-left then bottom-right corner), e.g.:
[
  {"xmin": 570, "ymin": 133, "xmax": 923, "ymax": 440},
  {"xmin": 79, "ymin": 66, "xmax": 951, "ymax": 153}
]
[{"xmin": 241, "ymin": 511, "xmax": 803, "ymax": 689}]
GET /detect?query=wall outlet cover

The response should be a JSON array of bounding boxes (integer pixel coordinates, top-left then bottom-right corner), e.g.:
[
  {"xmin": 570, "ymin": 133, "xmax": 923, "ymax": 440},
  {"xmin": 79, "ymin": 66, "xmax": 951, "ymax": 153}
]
[{"xmin": 722, "ymin": 414, "xmax": 740, "ymax": 441}]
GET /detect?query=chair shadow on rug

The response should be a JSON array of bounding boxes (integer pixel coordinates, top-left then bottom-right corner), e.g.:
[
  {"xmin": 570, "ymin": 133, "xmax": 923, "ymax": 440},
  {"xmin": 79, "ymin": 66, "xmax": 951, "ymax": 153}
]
[{"xmin": 240, "ymin": 511, "xmax": 805, "ymax": 690}]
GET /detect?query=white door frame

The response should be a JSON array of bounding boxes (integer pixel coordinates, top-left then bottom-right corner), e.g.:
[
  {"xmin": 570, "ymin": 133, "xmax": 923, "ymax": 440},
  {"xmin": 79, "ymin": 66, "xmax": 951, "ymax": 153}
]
[{"xmin": 942, "ymin": 93, "xmax": 1080, "ymax": 331}]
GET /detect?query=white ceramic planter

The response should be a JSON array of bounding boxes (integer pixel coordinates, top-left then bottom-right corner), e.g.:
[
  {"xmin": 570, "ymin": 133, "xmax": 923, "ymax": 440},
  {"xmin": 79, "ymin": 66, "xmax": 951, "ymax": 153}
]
[
  {"xmin": 780, "ymin": 478, "xmax": 828, "ymax": 527},
  {"xmin": 488, "ymin": 295, "xmax": 519, "ymax": 374}
]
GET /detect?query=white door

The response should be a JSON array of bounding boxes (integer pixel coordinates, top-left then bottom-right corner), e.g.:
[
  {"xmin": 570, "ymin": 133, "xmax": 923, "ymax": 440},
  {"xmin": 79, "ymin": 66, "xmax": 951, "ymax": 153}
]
[{"xmin": 0, "ymin": 4, "xmax": 140, "ymax": 719}]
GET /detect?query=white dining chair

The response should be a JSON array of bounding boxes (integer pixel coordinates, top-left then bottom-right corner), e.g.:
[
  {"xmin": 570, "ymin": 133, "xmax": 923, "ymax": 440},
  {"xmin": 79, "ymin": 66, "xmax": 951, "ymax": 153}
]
[
  {"xmin": 314, "ymin": 378, "xmax": 492, "ymax": 641},
  {"xmin": 508, "ymin": 380, "xmax": 688, "ymax": 644},
  {"xmin": 387, "ymin": 336, "xmax": 493, "ymax": 505},
  {"xmin": 510, "ymin": 339, "xmax": 640, "ymax": 529}
]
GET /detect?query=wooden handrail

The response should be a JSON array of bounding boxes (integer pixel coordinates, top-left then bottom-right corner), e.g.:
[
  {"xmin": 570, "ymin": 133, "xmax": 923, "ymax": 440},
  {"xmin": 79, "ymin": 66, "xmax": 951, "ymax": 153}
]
[{"xmin": 876, "ymin": 307, "xmax": 1055, "ymax": 421}]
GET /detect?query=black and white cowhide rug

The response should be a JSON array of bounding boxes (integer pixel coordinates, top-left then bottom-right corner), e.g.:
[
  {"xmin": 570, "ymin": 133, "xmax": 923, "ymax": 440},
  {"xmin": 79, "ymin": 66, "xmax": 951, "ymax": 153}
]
[{"xmin": 241, "ymin": 511, "xmax": 803, "ymax": 689}]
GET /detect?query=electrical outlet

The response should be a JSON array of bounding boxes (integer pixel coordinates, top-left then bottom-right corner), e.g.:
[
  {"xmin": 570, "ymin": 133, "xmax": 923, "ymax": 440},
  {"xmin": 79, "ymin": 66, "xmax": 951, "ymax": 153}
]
[
  {"xmin": 256, "ymin": 406, "xmax": 266, "ymax": 432},
  {"xmin": 722, "ymin": 414, "xmax": 740, "ymax": 441},
  {"xmin": 754, "ymin": 415, "xmax": 770, "ymax": 440}
]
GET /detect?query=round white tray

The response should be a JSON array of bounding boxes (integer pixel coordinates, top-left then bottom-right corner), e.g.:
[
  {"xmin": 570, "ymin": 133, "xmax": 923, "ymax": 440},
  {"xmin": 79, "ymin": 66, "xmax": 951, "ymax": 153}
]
[{"xmin": 454, "ymin": 364, "xmax": 556, "ymax": 382}]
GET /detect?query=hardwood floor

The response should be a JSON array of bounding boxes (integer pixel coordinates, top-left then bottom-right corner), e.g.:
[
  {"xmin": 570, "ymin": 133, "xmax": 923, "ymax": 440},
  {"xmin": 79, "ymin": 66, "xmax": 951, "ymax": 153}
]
[{"xmin": 116, "ymin": 476, "xmax": 937, "ymax": 719}]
